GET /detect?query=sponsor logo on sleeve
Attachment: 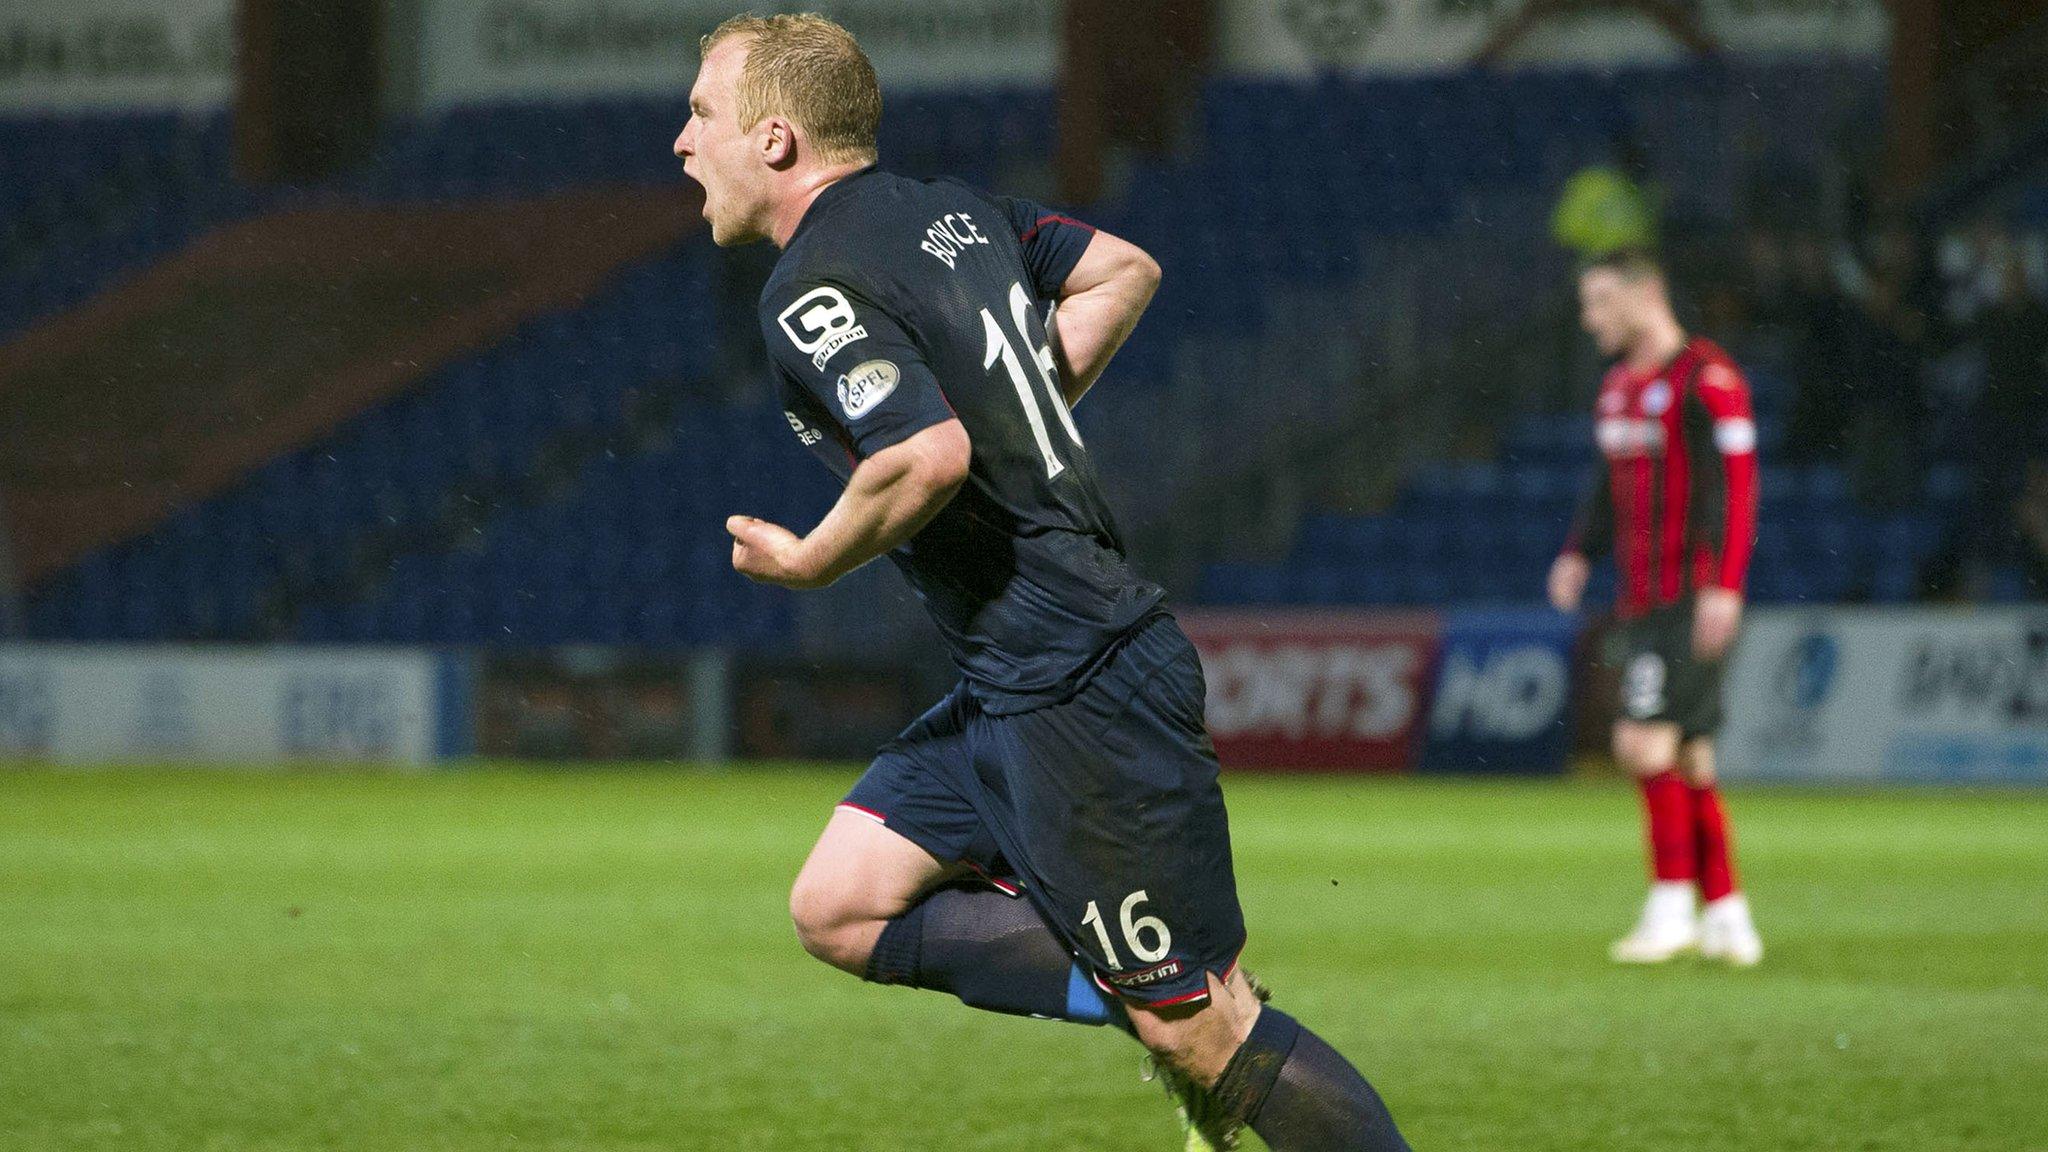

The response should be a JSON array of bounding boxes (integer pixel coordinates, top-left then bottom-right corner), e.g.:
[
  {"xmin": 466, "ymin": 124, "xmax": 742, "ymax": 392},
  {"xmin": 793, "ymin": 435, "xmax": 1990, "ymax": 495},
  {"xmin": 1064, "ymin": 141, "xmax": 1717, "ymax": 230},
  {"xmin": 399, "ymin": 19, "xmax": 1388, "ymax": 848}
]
[
  {"xmin": 777, "ymin": 285, "xmax": 869, "ymax": 370},
  {"xmin": 836, "ymin": 360, "xmax": 901, "ymax": 421}
]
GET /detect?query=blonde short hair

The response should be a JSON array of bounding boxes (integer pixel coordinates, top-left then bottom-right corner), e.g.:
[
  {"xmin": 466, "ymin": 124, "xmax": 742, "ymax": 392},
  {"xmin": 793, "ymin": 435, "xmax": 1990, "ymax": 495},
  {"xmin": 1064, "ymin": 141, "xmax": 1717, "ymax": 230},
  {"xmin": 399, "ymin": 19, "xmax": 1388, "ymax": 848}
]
[{"xmin": 702, "ymin": 13, "xmax": 881, "ymax": 165}]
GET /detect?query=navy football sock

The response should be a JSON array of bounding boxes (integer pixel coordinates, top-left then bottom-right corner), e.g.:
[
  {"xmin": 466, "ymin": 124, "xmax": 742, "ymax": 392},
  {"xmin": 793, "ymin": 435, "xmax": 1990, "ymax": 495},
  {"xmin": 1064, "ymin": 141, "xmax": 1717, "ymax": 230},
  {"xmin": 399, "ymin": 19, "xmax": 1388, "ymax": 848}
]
[
  {"xmin": 1210, "ymin": 1008, "xmax": 1409, "ymax": 1152},
  {"xmin": 864, "ymin": 883, "xmax": 1125, "ymax": 1027}
]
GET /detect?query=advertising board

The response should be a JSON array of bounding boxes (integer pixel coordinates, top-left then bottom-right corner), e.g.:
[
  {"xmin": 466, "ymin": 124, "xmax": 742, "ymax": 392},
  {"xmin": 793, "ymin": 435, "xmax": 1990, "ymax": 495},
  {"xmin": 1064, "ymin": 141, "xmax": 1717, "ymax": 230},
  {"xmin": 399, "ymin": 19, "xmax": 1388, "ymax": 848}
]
[
  {"xmin": 0, "ymin": 646, "xmax": 468, "ymax": 765},
  {"xmin": 1180, "ymin": 609, "xmax": 1441, "ymax": 772},
  {"xmin": 1219, "ymin": 0, "xmax": 1887, "ymax": 78},
  {"xmin": 1722, "ymin": 609, "xmax": 2048, "ymax": 784},
  {"xmin": 1420, "ymin": 608, "xmax": 1576, "ymax": 775}
]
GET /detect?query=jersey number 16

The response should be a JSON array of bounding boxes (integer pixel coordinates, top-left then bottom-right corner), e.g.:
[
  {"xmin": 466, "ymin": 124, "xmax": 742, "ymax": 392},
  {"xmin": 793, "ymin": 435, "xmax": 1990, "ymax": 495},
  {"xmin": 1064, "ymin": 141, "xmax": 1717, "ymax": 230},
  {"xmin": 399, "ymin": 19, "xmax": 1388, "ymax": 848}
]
[{"xmin": 981, "ymin": 281, "xmax": 1083, "ymax": 480}]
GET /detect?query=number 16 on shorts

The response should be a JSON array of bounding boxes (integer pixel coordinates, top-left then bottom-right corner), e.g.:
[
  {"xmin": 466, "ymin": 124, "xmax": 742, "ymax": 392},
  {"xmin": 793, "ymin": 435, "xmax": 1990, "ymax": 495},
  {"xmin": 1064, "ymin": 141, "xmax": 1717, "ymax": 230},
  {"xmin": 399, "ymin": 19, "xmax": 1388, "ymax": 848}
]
[{"xmin": 1081, "ymin": 890, "xmax": 1173, "ymax": 971}]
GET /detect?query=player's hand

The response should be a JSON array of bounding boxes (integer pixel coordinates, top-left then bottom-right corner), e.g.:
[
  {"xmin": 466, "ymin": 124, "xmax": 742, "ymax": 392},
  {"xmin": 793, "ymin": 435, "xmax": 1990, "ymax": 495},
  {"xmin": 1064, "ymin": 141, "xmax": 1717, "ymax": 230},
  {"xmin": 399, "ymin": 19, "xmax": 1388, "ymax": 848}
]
[
  {"xmin": 1547, "ymin": 553, "xmax": 1590, "ymax": 613},
  {"xmin": 727, "ymin": 515, "xmax": 826, "ymax": 589},
  {"xmin": 1693, "ymin": 586, "xmax": 1743, "ymax": 659}
]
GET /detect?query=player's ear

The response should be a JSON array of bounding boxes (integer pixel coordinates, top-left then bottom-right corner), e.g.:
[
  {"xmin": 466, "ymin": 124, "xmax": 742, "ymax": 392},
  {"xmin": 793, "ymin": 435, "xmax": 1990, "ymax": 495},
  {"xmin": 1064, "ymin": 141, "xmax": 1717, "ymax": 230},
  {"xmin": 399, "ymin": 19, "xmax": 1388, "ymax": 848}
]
[{"xmin": 760, "ymin": 116, "xmax": 797, "ymax": 168}]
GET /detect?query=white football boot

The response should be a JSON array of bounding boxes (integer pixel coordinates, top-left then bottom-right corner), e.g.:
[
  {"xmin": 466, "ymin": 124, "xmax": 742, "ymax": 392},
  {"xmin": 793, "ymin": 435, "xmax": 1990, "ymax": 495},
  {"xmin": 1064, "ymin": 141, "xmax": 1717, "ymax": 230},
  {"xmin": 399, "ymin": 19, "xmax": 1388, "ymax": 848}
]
[
  {"xmin": 1698, "ymin": 893, "xmax": 1763, "ymax": 967},
  {"xmin": 1609, "ymin": 881, "xmax": 1700, "ymax": 964}
]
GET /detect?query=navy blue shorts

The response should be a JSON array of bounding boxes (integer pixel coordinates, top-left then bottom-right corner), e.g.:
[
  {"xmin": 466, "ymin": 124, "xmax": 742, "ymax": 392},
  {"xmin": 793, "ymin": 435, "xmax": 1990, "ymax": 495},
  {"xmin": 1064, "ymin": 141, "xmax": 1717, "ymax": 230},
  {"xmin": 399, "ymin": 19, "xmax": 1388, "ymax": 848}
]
[{"xmin": 841, "ymin": 613, "xmax": 1246, "ymax": 1006}]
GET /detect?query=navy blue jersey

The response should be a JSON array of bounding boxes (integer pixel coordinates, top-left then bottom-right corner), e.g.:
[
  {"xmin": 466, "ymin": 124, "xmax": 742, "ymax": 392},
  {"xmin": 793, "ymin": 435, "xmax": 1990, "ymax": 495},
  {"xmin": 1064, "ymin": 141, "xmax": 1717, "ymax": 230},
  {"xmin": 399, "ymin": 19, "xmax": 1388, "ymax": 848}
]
[{"xmin": 760, "ymin": 168, "xmax": 1163, "ymax": 714}]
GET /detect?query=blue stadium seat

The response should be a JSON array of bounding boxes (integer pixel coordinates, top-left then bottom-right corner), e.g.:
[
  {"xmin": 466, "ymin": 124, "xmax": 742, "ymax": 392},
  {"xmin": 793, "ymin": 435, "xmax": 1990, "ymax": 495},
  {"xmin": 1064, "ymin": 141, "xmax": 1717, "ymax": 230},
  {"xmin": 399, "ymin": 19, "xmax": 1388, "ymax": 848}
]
[{"xmin": 1983, "ymin": 564, "xmax": 2033, "ymax": 603}]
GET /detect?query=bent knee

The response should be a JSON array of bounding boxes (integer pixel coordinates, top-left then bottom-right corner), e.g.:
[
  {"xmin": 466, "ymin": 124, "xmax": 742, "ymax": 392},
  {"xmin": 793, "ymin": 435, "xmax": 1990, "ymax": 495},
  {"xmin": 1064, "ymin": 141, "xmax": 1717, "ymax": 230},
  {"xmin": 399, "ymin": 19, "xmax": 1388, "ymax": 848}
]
[
  {"xmin": 1130, "ymin": 996, "xmax": 1259, "ymax": 1086},
  {"xmin": 1135, "ymin": 1026, "xmax": 1241, "ymax": 1088},
  {"xmin": 788, "ymin": 878, "xmax": 878, "ymax": 974}
]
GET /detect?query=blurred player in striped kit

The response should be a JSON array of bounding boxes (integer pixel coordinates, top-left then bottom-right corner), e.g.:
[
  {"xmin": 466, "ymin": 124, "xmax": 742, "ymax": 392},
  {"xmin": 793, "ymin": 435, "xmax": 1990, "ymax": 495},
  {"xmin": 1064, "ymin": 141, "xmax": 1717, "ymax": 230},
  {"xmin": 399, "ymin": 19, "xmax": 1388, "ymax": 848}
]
[{"xmin": 1549, "ymin": 249, "xmax": 1765, "ymax": 967}]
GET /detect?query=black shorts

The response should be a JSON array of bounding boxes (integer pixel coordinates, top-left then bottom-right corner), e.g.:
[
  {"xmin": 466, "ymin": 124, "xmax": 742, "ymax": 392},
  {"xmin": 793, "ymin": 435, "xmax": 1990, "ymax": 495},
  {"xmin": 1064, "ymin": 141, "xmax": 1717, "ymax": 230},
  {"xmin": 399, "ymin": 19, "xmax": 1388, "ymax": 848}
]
[
  {"xmin": 840, "ymin": 614, "xmax": 1246, "ymax": 1006},
  {"xmin": 1605, "ymin": 599, "xmax": 1728, "ymax": 739}
]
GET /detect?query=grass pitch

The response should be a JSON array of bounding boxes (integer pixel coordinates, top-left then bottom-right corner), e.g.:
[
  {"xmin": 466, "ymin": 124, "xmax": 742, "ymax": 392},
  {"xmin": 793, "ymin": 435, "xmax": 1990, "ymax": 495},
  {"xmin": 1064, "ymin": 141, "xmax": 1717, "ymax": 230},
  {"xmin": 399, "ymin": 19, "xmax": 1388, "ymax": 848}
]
[{"xmin": 1, "ymin": 766, "xmax": 2044, "ymax": 1151}]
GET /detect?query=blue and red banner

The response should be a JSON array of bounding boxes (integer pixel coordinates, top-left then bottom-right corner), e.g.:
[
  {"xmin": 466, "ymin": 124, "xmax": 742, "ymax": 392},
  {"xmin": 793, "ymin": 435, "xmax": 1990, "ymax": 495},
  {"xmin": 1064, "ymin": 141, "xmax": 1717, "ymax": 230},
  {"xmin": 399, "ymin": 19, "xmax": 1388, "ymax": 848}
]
[{"xmin": 1179, "ymin": 607, "xmax": 1576, "ymax": 775}]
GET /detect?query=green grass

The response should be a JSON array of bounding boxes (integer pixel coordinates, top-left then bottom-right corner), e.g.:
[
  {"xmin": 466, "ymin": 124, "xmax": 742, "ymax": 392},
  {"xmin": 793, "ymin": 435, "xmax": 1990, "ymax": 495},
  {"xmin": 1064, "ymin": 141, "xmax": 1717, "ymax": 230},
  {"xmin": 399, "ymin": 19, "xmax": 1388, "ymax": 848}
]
[{"xmin": 2, "ymin": 766, "xmax": 2044, "ymax": 1151}]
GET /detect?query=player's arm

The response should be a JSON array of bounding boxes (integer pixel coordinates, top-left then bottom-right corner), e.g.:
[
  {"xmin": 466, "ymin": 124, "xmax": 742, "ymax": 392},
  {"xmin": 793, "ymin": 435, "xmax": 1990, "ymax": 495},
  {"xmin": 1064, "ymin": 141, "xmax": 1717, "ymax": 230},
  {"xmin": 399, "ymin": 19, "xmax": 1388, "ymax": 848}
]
[
  {"xmin": 992, "ymin": 193, "xmax": 1158, "ymax": 406},
  {"xmin": 1685, "ymin": 361, "xmax": 1760, "ymax": 657},
  {"xmin": 730, "ymin": 420, "xmax": 969, "ymax": 589},
  {"xmin": 1046, "ymin": 231, "xmax": 1161, "ymax": 407},
  {"xmin": 738, "ymin": 279, "xmax": 969, "ymax": 589},
  {"xmin": 1550, "ymin": 462, "xmax": 1613, "ymax": 612}
]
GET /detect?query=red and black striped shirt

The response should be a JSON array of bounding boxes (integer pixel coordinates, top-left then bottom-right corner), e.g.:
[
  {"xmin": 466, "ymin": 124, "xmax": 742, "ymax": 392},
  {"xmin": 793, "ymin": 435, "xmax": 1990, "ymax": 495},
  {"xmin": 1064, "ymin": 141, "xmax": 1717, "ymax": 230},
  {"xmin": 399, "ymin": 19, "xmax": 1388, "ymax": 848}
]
[{"xmin": 1564, "ymin": 336, "xmax": 1760, "ymax": 618}]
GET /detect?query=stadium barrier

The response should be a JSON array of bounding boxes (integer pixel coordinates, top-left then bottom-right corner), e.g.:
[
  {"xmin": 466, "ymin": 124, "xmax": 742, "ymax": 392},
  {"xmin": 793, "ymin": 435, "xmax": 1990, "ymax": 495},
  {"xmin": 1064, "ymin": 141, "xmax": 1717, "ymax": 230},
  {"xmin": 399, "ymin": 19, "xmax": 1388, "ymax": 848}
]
[
  {"xmin": 0, "ymin": 645, "xmax": 470, "ymax": 766},
  {"xmin": 730, "ymin": 659, "xmax": 917, "ymax": 763},
  {"xmin": 475, "ymin": 649, "xmax": 733, "ymax": 762},
  {"xmin": 474, "ymin": 651, "xmax": 928, "ymax": 764},
  {"xmin": 12, "ymin": 608, "xmax": 2044, "ymax": 781},
  {"xmin": 1721, "ymin": 607, "xmax": 2048, "ymax": 784}
]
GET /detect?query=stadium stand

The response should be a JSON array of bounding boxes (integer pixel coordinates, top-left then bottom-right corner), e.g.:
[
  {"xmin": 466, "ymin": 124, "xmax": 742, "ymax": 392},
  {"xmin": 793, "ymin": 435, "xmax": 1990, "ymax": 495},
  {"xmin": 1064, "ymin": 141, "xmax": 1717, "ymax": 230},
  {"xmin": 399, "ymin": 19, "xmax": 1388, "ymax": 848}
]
[
  {"xmin": 1198, "ymin": 444, "xmax": 1970, "ymax": 609},
  {"xmin": 0, "ymin": 113, "xmax": 245, "ymax": 339},
  {"xmin": 15, "ymin": 61, "xmax": 2019, "ymax": 648}
]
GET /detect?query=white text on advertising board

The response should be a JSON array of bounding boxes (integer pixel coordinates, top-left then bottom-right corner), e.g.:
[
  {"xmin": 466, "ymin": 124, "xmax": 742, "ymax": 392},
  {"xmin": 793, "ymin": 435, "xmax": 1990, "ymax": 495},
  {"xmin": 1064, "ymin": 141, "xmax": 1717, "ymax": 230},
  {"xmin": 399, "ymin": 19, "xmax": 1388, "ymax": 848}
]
[
  {"xmin": 280, "ymin": 674, "xmax": 401, "ymax": 758},
  {"xmin": 1203, "ymin": 643, "xmax": 1419, "ymax": 739},
  {"xmin": 0, "ymin": 1, "xmax": 233, "ymax": 111},
  {"xmin": 1899, "ymin": 625, "xmax": 2048, "ymax": 723},
  {"xmin": 1430, "ymin": 647, "xmax": 1569, "ymax": 742}
]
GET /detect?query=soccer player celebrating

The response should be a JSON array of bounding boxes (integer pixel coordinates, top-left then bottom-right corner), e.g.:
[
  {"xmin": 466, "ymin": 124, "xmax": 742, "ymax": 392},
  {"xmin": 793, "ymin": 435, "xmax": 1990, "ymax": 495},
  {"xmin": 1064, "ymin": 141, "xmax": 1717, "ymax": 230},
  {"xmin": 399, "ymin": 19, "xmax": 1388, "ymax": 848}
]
[
  {"xmin": 1549, "ymin": 249, "xmax": 1764, "ymax": 967},
  {"xmin": 674, "ymin": 14, "xmax": 1409, "ymax": 1151}
]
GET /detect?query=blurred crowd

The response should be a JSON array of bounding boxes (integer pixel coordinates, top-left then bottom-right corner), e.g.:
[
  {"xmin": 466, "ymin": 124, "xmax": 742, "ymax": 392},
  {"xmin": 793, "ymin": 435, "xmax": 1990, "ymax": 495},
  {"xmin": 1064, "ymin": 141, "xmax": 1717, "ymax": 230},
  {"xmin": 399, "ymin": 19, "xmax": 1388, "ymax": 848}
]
[{"xmin": 1727, "ymin": 216, "xmax": 2048, "ymax": 598}]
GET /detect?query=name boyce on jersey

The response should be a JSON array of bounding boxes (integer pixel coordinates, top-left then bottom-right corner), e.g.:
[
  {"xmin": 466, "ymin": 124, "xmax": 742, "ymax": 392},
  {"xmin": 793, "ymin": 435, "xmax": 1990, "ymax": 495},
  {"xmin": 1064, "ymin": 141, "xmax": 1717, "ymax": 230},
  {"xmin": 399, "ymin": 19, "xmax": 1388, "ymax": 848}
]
[{"xmin": 920, "ymin": 211, "xmax": 990, "ymax": 268}]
